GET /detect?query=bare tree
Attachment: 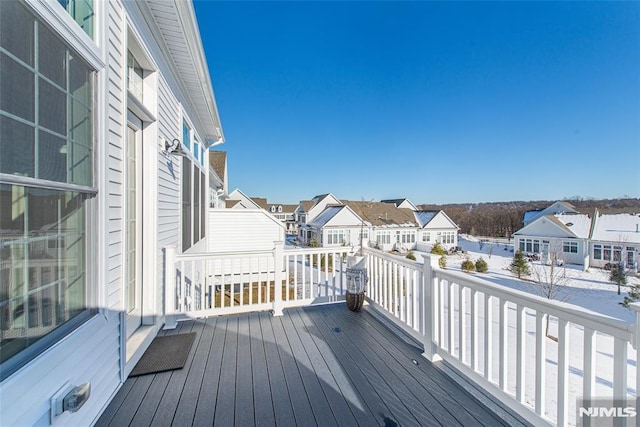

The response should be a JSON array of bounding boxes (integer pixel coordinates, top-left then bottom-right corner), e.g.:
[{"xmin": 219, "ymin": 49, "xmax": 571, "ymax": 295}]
[{"xmin": 531, "ymin": 248, "xmax": 572, "ymax": 340}]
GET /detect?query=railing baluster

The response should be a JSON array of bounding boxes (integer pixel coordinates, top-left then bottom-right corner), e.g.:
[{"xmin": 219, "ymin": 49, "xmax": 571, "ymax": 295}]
[
  {"xmin": 583, "ymin": 327, "xmax": 595, "ymax": 405},
  {"xmin": 499, "ymin": 298, "xmax": 508, "ymax": 391},
  {"xmin": 535, "ymin": 311, "xmax": 546, "ymax": 417},
  {"xmin": 459, "ymin": 284, "xmax": 466, "ymax": 364},
  {"xmin": 448, "ymin": 281, "xmax": 455, "ymax": 354},
  {"xmin": 613, "ymin": 336, "xmax": 628, "ymax": 406},
  {"xmin": 484, "ymin": 293, "xmax": 492, "ymax": 381},
  {"xmin": 516, "ymin": 304, "xmax": 525, "ymax": 402},
  {"xmin": 557, "ymin": 318, "xmax": 569, "ymax": 427},
  {"xmin": 470, "ymin": 289, "xmax": 478, "ymax": 371}
]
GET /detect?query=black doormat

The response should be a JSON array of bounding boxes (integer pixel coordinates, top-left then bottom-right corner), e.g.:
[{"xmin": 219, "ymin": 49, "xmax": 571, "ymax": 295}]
[{"xmin": 129, "ymin": 332, "xmax": 196, "ymax": 377}]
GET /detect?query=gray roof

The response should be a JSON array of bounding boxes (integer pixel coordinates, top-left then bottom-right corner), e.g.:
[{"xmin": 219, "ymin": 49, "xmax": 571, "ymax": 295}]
[
  {"xmin": 308, "ymin": 206, "xmax": 344, "ymax": 228},
  {"xmin": 414, "ymin": 211, "xmax": 438, "ymax": 228}
]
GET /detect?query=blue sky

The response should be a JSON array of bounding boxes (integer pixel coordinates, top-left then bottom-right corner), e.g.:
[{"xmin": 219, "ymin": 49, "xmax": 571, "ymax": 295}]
[{"xmin": 194, "ymin": 1, "xmax": 640, "ymax": 205}]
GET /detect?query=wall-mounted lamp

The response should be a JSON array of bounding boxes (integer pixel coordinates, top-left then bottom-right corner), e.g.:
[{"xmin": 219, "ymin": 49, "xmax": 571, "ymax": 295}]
[
  {"xmin": 51, "ymin": 382, "xmax": 91, "ymax": 422},
  {"xmin": 161, "ymin": 138, "xmax": 187, "ymax": 157}
]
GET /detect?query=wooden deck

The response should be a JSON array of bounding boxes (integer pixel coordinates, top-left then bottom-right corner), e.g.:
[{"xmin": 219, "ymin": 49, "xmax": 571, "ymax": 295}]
[{"xmin": 97, "ymin": 304, "xmax": 526, "ymax": 427}]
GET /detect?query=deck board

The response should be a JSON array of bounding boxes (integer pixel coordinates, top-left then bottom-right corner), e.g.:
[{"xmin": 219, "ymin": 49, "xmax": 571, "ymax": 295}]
[{"xmin": 97, "ymin": 304, "xmax": 524, "ymax": 426}]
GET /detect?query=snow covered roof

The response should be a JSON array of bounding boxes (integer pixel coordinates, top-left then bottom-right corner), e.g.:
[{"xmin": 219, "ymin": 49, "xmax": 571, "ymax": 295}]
[
  {"xmin": 414, "ymin": 211, "xmax": 437, "ymax": 228},
  {"xmin": 592, "ymin": 213, "xmax": 640, "ymax": 244},
  {"xmin": 550, "ymin": 213, "xmax": 592, "ymax": 238},
  {"xmin": 308, "ymin": 206, "xmax": 344, "ymax": 228}
]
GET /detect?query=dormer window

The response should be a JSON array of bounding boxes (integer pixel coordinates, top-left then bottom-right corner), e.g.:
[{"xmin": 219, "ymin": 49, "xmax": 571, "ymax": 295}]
[
  {"xmin": 270, "ymin": 206, "xmax": 276, "ymax": 212},
  {"xmin": 566, "ymin": 223, "xmax": 574, "ymax": 227},
  {"xmin": 278, "ymin": 206, "xmax": 282, "ymax": 213}
]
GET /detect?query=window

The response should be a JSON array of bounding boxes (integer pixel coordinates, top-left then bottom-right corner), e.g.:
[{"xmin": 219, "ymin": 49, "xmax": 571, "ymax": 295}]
[
  {"xmin": 127, "ymin": 51, "xmax": 143, "ymax": 101},
  {"xmin": 359, "ymin": 228, "xmax": 368, "ymax": 240},
  {"xmin": 182, "ymin": 121, "xmax": 191, "ymax": 150},
  {"xmin": 181, "ymin": 157, "xmax": 206, "ymax": 252},
  {"xmin": 182, "ymin": 159, "xmax": 192, "ymax": 252},
  {"xmin": 593, "ymin": 244, "xmax": 602, "ymax": 260},
  {"xmin": 423, "ymin": 232, "xmax": 430, "ymax": 242},
  {"xmin": 603, "ymin": 245, "xmax": 612, "ymax": 261},
  {"xmin": 327, "ymin": 229, "xmax": 346, "ymax": 245},
  {"xmin": 57, "ymin": 0, "xmax": 94, "ymax": 38},
  {"xmin": 563, "ymin": 241, "xmax": 578, "ymax": 254},
  {"xmin": 0, "ymin": 1, "xmax": 95, "ymax": 380},
  {"xmin": 376, "ymin": 231, "xmax": 392, "ymax": 245},
  {"xmin": 613, "ymin": 246, "xmax": 622, "ymax": 262},
  {"xmin": 438, "ymin": 231, "xmax": 455, "ymax": 244},
  {"xmin": 400, "ymin": 230, "xmax": 415, "ymax": 244}
]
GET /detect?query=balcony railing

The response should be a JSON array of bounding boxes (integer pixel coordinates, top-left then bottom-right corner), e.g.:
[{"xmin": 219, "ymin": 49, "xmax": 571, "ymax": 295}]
[{"xmin": 164, "ymin": 242, "xmax": 640, "ymax": 426}]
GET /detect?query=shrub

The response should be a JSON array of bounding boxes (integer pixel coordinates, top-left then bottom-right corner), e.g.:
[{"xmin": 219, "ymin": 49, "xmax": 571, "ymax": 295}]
[
  {"xmin": 406, "ymin": 251, "xmax": 416, "ymax": 261},
  {"xmin": 461, "ymin": 259, "xmax": 476, "ymax": 272},
  {"xmin": 475, "ymin": 258, "xmax": 488, "ymax": 273},
  {"xmin": 309, "ymin": 237, "xmax": 319, "ymax": 248},
  {"xmin": 439, "ymin": 255, "xmax": 447, "ymax": 269},
  {"xmin": 431, "ymin": 242, "xmax": 446, "ymax": 255},
  {"xmin": 509, "ymin": 251, "xmax": 530, "ymax": 279}
]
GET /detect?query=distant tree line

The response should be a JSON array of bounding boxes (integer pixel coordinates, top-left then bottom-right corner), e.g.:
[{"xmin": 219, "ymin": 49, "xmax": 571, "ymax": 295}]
[{"xmin": 418, "ymin": 198, "xmax": 640, "ymax": 238}]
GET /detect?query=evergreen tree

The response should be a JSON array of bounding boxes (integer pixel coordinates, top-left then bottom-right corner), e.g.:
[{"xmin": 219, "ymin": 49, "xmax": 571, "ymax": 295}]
[
  {"xmin": 461, "ymin": 259, "xmax": 476, "ymax": 272},
  {"xmin": 610, "ymin": 261, "xmax": 627, "ymax": 296},
  {"xmin": 509, "ymin": 251, "xmax": 531, "ymax": 279},
  {"xmin": 475, "ymin": 257, "xmax": 488, "ymax": 273},
  {"xmin": 431, "ymin": 242, "xmax": 446, "ymax": 255}
]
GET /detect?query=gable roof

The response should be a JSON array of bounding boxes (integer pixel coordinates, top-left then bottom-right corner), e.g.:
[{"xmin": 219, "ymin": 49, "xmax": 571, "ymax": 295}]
[
  {"xmin": 591, "ymin": 213, "xmax": 640, "ymax": 244},
  {"xmin": 515, "ymin": 212, "xmax": 592, "ymax": 239},
  {"xmin": 308, "ymin": 206, "xmax": 345, "ymax": 228},
  {"xmin": 343, "ymin": 200, "xmax": 417, "ymax": 228},
  {"xmin": 208, "ymin": 151, "xmax": 226, "ymax": 181},
  {"xmin": 414, "ymin": 211, "xmax": 438, "ymax": 228},
  {"xmin": 381, "ymin": 198, "xmax": 418, "ymax": 210},
  {"xmin": 250, "ymin": 197, "xmax": 269, "ymax": 210}
]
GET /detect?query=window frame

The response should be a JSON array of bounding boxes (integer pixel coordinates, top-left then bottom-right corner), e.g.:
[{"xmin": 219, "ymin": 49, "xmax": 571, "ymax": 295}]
[{"xmin": 0, "ymin": 0, "xmax": 98, "ymax": 381}]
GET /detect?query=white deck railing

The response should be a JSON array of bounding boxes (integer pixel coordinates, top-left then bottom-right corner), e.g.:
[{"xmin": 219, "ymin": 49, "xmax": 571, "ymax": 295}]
[
  {"xmin": 164, "ymin": 243, "xmax": 640, "ymax": 426},
  {"xmin": 363, "ymin": 248, "xmax": 640, "ymax": 427},
  {"xmin": 164, "ymin": 242, "xmax": 353, "ymax": 324}
]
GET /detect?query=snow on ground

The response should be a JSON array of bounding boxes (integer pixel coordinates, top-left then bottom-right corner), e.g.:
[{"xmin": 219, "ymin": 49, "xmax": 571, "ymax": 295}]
[
  {"xmin": 429, "ymin": 235, "xmax": 639, "ymax": 323},
  {"xmin": 409, "ymin": 235, "xmax": 640, "ymax": 425}
]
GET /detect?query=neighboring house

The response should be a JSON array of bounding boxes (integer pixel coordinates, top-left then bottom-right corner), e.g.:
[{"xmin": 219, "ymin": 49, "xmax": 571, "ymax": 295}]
[
  {"xmin": 0, "ymin": 1, "xmax": 224, "ymax": 425},
  {"xmin": 227, "ymin": 188, "xmax": 262, "ymax": 209},
  {"xmin": 588, "ymin": 211, "xmax": 640, "ymax": 271},
  {"xmin": 381, "ymin": 198, "xmax": 418, "ymax": 210},
  {"xmin": 514, "ymin": 213, "xmax": 592, "ymax": 267},
  {"xmin": 414, "ymin": 210, "xmax": 460, "ymax": 251},
  {"xmin": 305, "ymin": 205, "xmax": 366, "ymax": 248},
  {"xmin": 209, "ymin": 151, "xmax": 228, "ymax": 208},
  {"xmin": 342, "ymin": 200, "xmax": 419, "ymax": 252},
  {"xmin": 296, "ymin": 193, "xmax": 342, "ymax": 244},
  {"xmin": 513, "ymin": 209, "xmax": 640, "ymax": 271},
  {"xmin": 523, "ymin": 201, "xmax": 578, "ymax": 226},
  {"xmin": 265, "ymin": 203, "xmax": 298, "ymax": 235}
]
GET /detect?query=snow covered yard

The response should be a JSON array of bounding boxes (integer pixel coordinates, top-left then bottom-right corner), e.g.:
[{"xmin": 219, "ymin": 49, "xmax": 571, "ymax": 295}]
[{"xmin": 409, "ymin": 236, "xmax": 640, "ymax": 425}]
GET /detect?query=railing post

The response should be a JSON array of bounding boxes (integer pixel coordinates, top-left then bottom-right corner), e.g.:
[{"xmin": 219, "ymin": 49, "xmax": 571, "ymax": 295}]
[
  {"xmin": 629, "ymin": 303, "xmax": 640, "ymax": 412},
  {"xmin": 273, "ymin": 241, "xmax": 284, "ymax": 316},
  {"xmin": 163, "ymin": 246, "xmax": 178, "ymax": 330},
  {"xmin": 421, "ymin": 254, "xmax": 441, "ymax": 362}
]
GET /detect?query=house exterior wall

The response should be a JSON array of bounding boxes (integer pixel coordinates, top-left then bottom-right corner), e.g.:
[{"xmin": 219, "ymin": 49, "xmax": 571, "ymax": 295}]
[
  {"xmin": 0, "ymin": 1, "xmax": 219, "ymax": 425},
  {"xmin": 209, "ymin": 209, "xmax": 284, "ymax": 252}
]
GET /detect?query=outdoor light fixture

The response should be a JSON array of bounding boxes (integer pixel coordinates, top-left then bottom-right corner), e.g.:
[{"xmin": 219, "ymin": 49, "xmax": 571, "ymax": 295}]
[
  {"xmin": 51, "ymin": 382, "xmax": 91, "ymax": 422},
  {"xmin": 161, "ymin": 138, "xmax": 187, "ymax": 157}
]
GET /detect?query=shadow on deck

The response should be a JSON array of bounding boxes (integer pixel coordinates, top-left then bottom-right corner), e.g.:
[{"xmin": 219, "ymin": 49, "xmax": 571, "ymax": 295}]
[{"xmin": 97, "ymin": 304, "xmax": 526, "ymax": 426}]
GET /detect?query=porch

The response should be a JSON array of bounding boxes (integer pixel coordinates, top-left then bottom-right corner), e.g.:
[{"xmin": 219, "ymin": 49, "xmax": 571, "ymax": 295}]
[{"xmin": 97, "ymin": 303, "xmax": 521, "ymax": 426}]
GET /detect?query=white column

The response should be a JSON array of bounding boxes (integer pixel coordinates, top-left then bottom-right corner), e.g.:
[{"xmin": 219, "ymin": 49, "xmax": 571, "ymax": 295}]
[
  {"xmin": 421, "ymin": 254, "xmax": 441, "ymax": 362},
  {"xmin": 272, "ymin": 241, "xmax": 285, "ymax": 316},
  {"xmin": 163, "ymin": 246, "xmax": 177, "ymax": 329}
]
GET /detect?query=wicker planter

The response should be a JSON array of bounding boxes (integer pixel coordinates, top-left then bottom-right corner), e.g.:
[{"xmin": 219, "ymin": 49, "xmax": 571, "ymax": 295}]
[{"xmin": 346, "ymin": 256, "xmax": 367, "ymax": 312}]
